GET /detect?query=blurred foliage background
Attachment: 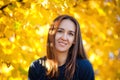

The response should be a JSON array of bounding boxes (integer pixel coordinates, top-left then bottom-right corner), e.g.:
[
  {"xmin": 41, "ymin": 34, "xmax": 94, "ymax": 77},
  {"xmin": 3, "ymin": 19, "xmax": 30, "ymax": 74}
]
[{"xmin": 0, "ymin": 0, "xmax": 120, "ymax": 80}]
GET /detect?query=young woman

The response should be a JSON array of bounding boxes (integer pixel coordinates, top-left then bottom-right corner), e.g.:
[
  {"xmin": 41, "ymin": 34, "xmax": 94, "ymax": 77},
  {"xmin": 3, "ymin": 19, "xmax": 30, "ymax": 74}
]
[{"xmin": 28, "ymin": 15, "xmax": 94, "ymax": 80}]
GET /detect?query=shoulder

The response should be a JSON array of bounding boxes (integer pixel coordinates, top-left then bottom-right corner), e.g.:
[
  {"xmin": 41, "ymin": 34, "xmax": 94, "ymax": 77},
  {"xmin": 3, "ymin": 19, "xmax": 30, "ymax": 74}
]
[
  {"xmin": 76, "ymin": 59, "xmax": 95, "ymax": 80},
  {"xmin": 30, "ymin": 56, "xmax": 46, "ymax": 69},
  {"xmin": 28, "ymin": 56, "xmax": 46, "ymax": 79},
  {"xmin": 76, "ymin": 59, "xmax": 94, "ymax": 73},
  {"xmin": 76, "ymin": 59, "xmax": 93, "ymax": 69}
]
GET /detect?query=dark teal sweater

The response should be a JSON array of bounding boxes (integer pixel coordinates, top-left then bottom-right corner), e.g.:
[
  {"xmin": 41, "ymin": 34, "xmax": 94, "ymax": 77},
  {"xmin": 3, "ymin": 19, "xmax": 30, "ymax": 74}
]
[{"xmin": 28, "ymin": 57, "xmax": 94, "ymax": 80}]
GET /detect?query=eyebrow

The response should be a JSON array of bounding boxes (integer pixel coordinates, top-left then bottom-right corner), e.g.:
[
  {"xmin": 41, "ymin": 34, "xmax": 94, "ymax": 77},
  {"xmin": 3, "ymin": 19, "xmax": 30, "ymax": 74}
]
[{"xmin": 58, "ymin": 28, "xmax": 75, "ymax": 33}]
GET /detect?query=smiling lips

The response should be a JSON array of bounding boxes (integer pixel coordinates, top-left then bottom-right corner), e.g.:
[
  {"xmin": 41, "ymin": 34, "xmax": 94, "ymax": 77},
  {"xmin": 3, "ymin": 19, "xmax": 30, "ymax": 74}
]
[{"xmin": 58, "ymin": 41, "xmax": 67, "ymax": 47}]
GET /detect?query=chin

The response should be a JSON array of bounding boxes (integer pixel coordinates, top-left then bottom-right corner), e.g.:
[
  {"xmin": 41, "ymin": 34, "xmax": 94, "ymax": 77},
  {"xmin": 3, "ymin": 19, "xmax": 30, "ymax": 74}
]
[{"xmin": 56, "ymin": 48, "xmax": 68, "ymax": 53}]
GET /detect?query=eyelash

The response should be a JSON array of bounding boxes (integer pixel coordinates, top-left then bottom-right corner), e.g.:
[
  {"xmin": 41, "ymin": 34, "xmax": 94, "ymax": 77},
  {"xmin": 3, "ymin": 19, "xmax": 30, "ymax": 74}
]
[
  {"xmin": 57, "ymin": 30, "xmax": 63, "ymax": 33},
  {"xmin": 57, "ymin": 30, "xmax": 74, "ymax": 36},
  {"xmin": 68, "ymin": 33, "xmax": 74, "ymax": 36}
]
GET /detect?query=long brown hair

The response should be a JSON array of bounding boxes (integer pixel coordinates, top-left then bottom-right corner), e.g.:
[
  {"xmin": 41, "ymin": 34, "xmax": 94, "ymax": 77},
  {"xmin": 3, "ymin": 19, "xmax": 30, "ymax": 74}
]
[{"xmin": 46, "ymin": 15, "xmax": 87, "ymax": 80}]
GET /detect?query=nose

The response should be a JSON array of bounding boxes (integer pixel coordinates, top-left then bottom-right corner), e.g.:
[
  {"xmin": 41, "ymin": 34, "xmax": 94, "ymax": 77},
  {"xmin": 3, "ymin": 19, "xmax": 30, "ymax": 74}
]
[{"xmin": 61, "ymin": 33, "xmax": 67, "ymax": 40}]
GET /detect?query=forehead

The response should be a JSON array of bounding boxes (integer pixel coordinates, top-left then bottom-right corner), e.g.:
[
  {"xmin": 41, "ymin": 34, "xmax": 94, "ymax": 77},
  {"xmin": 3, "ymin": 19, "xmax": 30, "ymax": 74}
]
[{"xmin": 58, "ymin": 19, "xmax": 75, "ymax": 31}]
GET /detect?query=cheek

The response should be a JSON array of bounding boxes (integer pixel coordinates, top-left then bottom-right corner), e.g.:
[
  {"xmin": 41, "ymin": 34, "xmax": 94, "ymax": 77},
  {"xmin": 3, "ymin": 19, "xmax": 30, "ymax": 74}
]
[
  {"xmin": 55, "ymin": 33, "xmax": 62, "ymax": 40},
  {"xmin": 70, "ymin": 37, "xmax": 75, "ymax": 44}
]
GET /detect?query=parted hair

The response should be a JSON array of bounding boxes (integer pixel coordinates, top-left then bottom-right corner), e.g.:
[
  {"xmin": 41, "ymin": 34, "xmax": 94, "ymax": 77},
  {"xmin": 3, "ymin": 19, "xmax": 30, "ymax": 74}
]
[{"xmin": 46, "ymin": 15, "xmax": 87, "ymax": 80}]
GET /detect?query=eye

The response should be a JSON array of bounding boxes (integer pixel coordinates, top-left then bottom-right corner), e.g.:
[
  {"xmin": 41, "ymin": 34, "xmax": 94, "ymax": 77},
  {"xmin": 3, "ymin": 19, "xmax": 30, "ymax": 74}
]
[
  {"xmin": 57, "ymin": 29, "xmax": 63, "ymax": 33},
  {"xmin": 68, "ymin": 32, "xmax": 74, "ymax": 36}
]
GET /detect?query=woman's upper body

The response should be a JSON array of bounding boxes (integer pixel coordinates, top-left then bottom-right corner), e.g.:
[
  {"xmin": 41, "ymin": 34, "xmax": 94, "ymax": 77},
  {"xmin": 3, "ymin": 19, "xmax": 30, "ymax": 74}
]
[
  {"xmin": 28, "ymin": 56, "xmax": 94, "ymax": 80},
  {"xmin": 28, "ymin": 15, "xmax": 95, "ymax": 80}
]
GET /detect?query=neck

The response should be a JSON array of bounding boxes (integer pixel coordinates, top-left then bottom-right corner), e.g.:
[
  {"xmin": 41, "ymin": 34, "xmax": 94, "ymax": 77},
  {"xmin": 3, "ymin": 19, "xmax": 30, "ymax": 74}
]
[{"xmin": 55, "ymin": 51, "xmax": 68, "ymax": 66}]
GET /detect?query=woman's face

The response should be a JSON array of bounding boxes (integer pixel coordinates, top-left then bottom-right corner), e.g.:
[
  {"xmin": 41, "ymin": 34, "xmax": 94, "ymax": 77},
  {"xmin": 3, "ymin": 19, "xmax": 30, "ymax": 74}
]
[{"xmin": 55, "ymin": 19, "xmax": 75, "ymax": 53}]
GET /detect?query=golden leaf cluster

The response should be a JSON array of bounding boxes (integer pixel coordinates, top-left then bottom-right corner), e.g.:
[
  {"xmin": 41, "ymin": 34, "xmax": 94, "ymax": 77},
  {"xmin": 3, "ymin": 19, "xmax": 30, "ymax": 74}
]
[{"xmin": 0, "ymin": 0, "xmax": 120, "ymax": 80}]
